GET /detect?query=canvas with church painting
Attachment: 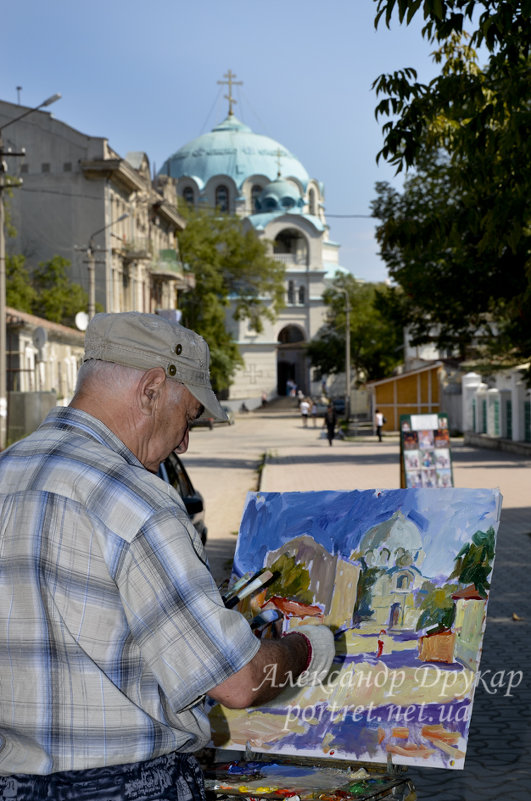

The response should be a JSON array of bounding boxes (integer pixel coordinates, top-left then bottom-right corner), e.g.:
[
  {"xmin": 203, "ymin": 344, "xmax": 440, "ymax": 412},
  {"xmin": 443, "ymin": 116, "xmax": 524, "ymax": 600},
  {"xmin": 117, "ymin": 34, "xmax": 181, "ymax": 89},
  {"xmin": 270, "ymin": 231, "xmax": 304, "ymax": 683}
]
[{"xmin": 208, "ymin": 488, "xmax": 501, "ymax": 770}]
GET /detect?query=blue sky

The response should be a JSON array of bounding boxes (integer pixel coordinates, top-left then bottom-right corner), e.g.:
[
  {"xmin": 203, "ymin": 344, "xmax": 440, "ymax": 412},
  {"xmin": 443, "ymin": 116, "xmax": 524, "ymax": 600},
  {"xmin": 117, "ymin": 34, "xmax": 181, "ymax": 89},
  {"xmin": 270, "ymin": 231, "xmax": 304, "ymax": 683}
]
[
  {"xmin": 2, "ymin": 1, "xmax": 465, "ymax": 281},
  {"xmin": 235, "ymin": 488, "xmax": 501, "ymax": 580}
]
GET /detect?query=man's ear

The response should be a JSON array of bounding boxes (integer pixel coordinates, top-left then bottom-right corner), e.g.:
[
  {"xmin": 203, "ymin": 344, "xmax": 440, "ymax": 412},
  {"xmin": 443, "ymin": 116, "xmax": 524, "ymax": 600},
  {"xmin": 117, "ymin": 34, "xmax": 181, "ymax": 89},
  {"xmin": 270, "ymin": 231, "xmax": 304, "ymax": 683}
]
[{"xmin": 138, "ymin": 368, "xmax": 167, "ymax": 415}]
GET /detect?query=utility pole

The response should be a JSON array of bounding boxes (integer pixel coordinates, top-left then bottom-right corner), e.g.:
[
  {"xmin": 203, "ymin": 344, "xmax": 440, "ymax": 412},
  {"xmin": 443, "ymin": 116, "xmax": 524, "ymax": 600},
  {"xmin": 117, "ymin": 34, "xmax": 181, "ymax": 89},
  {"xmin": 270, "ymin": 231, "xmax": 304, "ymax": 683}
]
[{"xmin": 0, "ymin": 94, "xmax": 61, "ymax": 449}]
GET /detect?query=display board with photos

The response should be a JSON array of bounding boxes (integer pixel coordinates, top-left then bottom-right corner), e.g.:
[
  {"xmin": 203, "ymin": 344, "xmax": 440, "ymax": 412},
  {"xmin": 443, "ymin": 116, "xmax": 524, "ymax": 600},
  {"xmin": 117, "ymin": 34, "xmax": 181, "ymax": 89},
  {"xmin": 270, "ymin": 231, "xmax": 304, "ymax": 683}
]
[{"xmin": 400, "ymin": 413, "xmax": 454, "ymax": 489}]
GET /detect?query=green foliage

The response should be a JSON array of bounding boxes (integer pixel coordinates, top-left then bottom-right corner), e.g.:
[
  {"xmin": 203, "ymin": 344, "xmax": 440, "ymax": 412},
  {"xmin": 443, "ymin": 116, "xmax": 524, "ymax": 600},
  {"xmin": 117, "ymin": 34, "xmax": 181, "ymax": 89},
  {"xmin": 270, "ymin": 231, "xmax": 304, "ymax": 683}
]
[
  {"xmin": 265, "ymin": 553, "xmax": 313, "ymax": 604},
  {"xmin": 449, "ymin": 526, "xmax": 495, "ymax": 597},
  {"xmin": 6, "ymin": 253, "xmax": 88, "ymax": 326},
  {"xmin": 372, "ymin": 1, "xmax": 531, "ymax": 366},
  {"xmin": 353, "ymin": 562, "xmax": 384, "ymax": 620},
  {"xmin": 306, "ymin": 272, "xmax": 403, "ymax": 381},
  {"xmin": 177, "ymin": 207, "xmax": 285, "ymax": 392},
  {"xmin": 31, "ymin": 256, "xmax": 88, "ymax": 326},
  {"xmin": 6, "ymin": 254, "xmax": 37, "ymax": 312},
  {"xmin": 415, "ymin": 581, "xmax": 458, "ymax": 633}
]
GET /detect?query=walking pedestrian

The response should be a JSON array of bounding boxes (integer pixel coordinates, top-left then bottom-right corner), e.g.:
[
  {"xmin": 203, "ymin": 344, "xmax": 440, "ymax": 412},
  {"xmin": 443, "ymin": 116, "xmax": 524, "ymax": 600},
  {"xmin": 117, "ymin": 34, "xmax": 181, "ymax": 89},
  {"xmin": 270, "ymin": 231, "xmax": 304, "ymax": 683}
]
[
  {"xmin": 300, "ymin": 397, "xmax": 310, "ymax": 427},
  {"xmin": 375, "ymin": 408, "xmax": 384, "ymax": 442},
  {"xmin": 324, "ymin": 402, "xmax": 337, "ymax": 446}
]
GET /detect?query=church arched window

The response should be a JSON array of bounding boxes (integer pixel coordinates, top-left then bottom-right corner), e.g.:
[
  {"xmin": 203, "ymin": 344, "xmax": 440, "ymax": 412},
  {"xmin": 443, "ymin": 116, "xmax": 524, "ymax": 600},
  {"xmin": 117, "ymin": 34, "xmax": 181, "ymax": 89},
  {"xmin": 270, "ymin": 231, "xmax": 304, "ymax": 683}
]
[
  {"xmin": 251, "ymin": 184, "xmax": 262, "ymax": 212},
  {"xmin": 308, "ymin": 188, "xmax": 316, "ymax": 215},
  {"xmin": 380, "ymin": 547, "xmax": 390, "ymax": 564},
  {"xmin": 215, "ymin": 184, "xmax": 229, "ymax": 211},
  {"xmin": 396, "ymin": 574, "xmax": 411, "ymax": 590},
  {"xmin": 182, "ymin": 187, "xmax": 194, "ymax": 205}
]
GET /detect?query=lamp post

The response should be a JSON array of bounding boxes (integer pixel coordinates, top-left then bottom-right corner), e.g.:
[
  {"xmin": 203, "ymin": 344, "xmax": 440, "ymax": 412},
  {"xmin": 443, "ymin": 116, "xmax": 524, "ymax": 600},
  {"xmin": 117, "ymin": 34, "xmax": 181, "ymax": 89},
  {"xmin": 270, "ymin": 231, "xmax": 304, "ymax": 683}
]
[
  {"xmin": 87, "ymin": 214, "xmax": 129, "ymax": 320},
  {"xmin": 337, "ymin": 287, "xmax": 351, "ymax": 423},
  {"xmin": 0, "ymin": 93, "xmax": 61, "ymax": 450}
]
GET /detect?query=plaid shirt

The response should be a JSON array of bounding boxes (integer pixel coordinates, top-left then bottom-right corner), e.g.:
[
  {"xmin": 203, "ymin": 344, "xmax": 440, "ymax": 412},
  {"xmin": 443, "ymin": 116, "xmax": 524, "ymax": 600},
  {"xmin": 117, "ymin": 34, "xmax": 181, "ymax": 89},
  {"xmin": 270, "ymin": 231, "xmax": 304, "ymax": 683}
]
[{"xmin": 0, "ymin": 408, "xmax": 259, "ymax": 775}]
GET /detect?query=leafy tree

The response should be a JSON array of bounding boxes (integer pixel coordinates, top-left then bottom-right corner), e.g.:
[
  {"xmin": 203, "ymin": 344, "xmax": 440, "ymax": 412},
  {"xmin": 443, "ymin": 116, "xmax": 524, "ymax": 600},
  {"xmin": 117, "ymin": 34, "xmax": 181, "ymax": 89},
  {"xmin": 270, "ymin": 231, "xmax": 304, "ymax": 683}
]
[
  {"xmin": 449, "ymin": 526, "xmax": 495, "ymax": 598},
  {"xmin": 31, "ymin": 256, "xmax": 88, "ymax": 326},
  {"xmin": 177, "ymin": 207, "xmax": 285, "ymax": 392},
  {"xmin": 415, "ymin": 581, "xmax": 458, "ymax": 633},
  {"xmin": 6, "ymin": 254, "xmax": 37, "ymax": 313},
  {"xmin": 6, "ymin": 252, "xmax": 87, "ymax": 326},
  {"xmin": 352, "ymin": 558, "xmax": 384, "ymax": 621},
  {"xmin": 306, "ymin": 272, "xmax": 403, "ymax": 382},
  {"xmin": 264, "ymin": 553, "xmax": 313, "ymax": 605},
  {"xmin": 372, "ymin": 1, "xmax": 531, "ymax": 367}
]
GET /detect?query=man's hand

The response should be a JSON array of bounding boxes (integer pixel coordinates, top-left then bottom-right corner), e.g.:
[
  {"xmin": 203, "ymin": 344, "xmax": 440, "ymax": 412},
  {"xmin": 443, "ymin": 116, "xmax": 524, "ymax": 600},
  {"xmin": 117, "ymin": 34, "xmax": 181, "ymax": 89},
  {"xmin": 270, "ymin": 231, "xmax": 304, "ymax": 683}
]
[
  {"xmin": 283, "ymin": 624, "xmax": 335, "ymax": 685},
  {"xmin": 208, "ymin": 625, "xmax": 335, "ymax": 708}
]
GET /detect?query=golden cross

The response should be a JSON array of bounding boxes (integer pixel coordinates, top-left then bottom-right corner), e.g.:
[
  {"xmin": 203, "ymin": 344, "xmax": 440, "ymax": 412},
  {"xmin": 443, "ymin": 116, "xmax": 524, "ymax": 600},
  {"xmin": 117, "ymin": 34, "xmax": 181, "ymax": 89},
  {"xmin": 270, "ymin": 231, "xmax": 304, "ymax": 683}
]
[{"xmin": 217, "ymin": 69, "xmax": 243, "ymax": 116}]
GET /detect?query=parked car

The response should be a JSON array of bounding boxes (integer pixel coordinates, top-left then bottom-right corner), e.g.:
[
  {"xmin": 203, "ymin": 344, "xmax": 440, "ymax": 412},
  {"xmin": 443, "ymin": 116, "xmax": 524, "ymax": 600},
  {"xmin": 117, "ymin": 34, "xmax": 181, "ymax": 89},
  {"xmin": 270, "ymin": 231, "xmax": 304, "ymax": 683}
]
[
  {"xmin": 190, "ymin": 404, "xmax": 235, "ymax": 429},
  {"xmin": 332, "ymin": 398, "xmax": 346, "ymax": 415},
  {"xmin": 158, "ymin": 452, "xmax": 207, "ymax": 544},
  {"xmin": 313, "ymin": 399, "xmax": 345, "ymax": 417}
]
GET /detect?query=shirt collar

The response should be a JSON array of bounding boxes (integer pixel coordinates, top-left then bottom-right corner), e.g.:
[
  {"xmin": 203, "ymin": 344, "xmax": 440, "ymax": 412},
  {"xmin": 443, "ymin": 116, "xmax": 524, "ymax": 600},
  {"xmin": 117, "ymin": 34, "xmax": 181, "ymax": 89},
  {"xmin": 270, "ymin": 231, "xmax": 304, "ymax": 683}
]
[{"xmin": 40, "ymin": 406, "xmax": 144, "ymax": 468}]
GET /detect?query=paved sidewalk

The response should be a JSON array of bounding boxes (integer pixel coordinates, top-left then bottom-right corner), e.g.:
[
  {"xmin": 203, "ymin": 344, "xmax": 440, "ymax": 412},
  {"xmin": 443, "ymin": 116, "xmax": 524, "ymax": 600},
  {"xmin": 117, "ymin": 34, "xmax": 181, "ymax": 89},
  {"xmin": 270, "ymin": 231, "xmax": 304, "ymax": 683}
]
[{"xmin": 258, "ymin": 423, "xmax": 531, "ymax": 801}]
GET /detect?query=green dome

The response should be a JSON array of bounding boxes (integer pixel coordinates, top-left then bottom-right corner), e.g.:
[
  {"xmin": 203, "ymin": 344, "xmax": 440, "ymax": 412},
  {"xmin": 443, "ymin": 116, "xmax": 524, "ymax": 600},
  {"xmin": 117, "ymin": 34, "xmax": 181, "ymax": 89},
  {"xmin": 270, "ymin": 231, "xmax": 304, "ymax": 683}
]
[
  {"xmin": 160, "ymin": 114, "xmax": 310, "ymax": 190},
  {"xmin": 257, "ymin": 178, "xmax": 303, "ymax": 212}
]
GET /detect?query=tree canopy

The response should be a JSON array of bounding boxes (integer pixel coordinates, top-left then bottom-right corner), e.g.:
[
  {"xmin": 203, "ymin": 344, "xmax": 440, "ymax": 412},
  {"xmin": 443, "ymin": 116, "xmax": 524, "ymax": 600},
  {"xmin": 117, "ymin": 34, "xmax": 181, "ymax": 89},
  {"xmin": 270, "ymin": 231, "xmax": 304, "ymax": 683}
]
[
  {"xmin": 7, "ymin": 254, "xmax": 88, "ymax": 326},
  {"xmin": 177, "ymin": 207, "xmax": 285, "ymax": 392},
  {"xmin": 372, "ymin": 0, "xmax": 531, "ymax": 368},
  {"xmin": 306, "ymin": 272, "xmax": 403, "ymax": 382}
]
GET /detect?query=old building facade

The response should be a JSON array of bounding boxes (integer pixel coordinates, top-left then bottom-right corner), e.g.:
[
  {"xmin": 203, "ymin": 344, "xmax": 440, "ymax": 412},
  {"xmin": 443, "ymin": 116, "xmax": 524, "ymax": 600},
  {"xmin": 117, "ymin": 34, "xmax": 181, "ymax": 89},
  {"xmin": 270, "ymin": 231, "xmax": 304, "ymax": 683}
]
[{"xmin": 0, "ymin": 99, "xmax": 191, "ymax": 404}]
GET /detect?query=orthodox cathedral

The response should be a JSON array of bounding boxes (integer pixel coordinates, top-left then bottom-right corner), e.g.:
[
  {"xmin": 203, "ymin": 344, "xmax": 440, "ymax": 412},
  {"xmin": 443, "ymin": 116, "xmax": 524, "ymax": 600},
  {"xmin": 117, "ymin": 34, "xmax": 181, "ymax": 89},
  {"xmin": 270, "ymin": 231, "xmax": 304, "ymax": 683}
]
[{"xmin": 160, "ymin": 72, "xmax": 344, "ymax": 405}]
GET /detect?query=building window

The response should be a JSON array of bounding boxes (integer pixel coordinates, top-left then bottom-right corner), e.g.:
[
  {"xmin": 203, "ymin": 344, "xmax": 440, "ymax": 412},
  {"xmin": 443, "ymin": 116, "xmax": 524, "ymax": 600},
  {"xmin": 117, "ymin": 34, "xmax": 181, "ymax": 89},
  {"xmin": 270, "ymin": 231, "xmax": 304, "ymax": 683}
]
[
  {"xmin": 251, "ymin": 184, "xmax": 262, "ymax": 212},
  {"xmin": 287, "ymin": 280, "xmax": 295, "ymax": 305},
  {"xmin": 215, "ymin": 184, "xmax": 229, "ymax": 211},
  {"xmin": 298, "ymin": 285, "xmax": 305, "ymax": 305},
  {"xmin": 182, "ymin": 186, "xmax": 194, "ymax": 205},
  {"xmin": 397, "ymin": 574, "xmax": 411, "ymax": 590},
  {"xmin": 20, "ymin": 164, "xmax": 28, "ymax": 174},
  {"xmin": 41, "ymin": 163, "xmax": 50, "ymax": 173},
  {"xmin": 63, "ymin": 162, "xmax": 72, "ymax": 172},
  {"xmin": 308, "ymin": 188, "xmax": 316, "ymax": 215}
]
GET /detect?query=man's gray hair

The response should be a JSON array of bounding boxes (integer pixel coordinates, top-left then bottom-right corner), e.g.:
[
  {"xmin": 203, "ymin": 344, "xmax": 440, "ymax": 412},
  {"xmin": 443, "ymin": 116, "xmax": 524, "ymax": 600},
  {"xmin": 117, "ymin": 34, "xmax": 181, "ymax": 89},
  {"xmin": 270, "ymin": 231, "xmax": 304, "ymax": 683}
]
[
  {"xmin": 75, "ymin": 360, "xmax": 144, "ymax": 394},
  {"xmin": 76, "ymin": 360, "xmax": 188, "ymax": 405}
]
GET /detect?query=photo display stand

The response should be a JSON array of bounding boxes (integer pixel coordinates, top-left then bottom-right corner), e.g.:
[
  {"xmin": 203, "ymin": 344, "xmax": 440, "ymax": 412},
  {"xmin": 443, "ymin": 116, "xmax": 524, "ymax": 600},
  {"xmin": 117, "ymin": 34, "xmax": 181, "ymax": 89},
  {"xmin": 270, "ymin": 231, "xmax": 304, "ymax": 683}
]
[{"xmin": 399, "ymin": 413, "xmax": 454, "ymax": 489}]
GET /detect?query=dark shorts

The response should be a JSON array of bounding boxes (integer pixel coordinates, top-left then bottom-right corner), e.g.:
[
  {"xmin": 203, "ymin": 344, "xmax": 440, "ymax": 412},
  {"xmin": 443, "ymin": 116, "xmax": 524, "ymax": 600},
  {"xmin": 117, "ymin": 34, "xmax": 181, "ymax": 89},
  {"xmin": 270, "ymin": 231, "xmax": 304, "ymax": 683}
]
[{"xmin": 0, "ymin": 751, "xmax": 206, "ymax": 801}]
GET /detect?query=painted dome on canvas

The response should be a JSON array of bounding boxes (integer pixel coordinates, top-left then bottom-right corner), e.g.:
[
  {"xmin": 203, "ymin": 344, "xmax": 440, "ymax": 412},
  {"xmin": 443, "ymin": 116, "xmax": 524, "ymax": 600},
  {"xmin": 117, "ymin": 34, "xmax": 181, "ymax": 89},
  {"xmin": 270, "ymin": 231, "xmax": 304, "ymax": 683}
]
[{"xmin": 159, "ymin": 112, "xmax": 310, "ymax": 191}]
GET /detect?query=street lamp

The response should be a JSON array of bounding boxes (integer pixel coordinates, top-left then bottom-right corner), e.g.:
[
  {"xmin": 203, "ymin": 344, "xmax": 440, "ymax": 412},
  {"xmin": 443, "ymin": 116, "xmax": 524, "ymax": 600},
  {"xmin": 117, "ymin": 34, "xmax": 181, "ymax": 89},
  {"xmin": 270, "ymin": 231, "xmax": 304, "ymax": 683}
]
[
  {"xmin": 0, "ymin": 92, "xmax": 61, "ymax": 449},
  {"xmin": 86, "ymin": 214, "xmax": 129, "ymax": 320},
  {"xmin": 337, "ymin": 287, "xmax": 351, "ymax": 423}
]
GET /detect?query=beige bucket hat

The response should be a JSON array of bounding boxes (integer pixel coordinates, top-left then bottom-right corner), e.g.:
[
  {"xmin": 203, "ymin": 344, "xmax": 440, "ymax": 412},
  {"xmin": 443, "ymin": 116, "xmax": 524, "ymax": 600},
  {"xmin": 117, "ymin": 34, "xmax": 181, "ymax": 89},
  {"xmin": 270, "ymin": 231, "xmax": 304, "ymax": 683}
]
[{"xmin": 84, "ymin": 312, "xmax": 227, "ymax": 421}]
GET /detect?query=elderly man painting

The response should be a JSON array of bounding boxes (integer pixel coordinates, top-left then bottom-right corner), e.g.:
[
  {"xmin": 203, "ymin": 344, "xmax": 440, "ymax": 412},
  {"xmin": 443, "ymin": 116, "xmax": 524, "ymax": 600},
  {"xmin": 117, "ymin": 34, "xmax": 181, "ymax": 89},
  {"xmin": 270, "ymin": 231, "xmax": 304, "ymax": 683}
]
[{"xmin": 0, "ymin": 312, "xmax": 334, "ymax": 801}]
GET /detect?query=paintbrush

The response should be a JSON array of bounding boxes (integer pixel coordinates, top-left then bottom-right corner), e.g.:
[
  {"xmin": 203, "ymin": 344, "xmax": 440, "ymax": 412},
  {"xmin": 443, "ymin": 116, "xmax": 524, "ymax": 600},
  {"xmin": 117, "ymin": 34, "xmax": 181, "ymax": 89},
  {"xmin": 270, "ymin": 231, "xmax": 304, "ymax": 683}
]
[
  {"xmin": 223, "ymin": 568, "xmax": 276, "ymax": 608},
  {"xmin": 222, "ymin": 567, "xmax": 268, "ymax": 605},
  {"xmin": 221, "ymin": 572, "xmax": 253, "ymax": 604}
]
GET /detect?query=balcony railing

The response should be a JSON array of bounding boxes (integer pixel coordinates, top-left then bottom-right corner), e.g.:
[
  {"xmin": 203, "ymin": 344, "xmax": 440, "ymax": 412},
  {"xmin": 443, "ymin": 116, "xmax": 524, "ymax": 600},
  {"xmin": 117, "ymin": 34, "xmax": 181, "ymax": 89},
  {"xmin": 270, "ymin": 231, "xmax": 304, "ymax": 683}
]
[
  {"xmin": 273, "ymin": 253, "xmax": 308, "ymax": 265},
  {"xmin": 122, "ymin": 238, "xmax": 152, "ymax": 260}
]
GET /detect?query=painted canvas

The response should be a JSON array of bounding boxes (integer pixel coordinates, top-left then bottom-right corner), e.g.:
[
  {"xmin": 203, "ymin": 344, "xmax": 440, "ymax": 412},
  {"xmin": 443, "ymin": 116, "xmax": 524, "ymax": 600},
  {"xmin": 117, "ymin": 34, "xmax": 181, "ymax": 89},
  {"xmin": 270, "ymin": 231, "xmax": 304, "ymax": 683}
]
[{"xmin": 209, "ymin": 488, "xmax": 501, "ymax": 770}]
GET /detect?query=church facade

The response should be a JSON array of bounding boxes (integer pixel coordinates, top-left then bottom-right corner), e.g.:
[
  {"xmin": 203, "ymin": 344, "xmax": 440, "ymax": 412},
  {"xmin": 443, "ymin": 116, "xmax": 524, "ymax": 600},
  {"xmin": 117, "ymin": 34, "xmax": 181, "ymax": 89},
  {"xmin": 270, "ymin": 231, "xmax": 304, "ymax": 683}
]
[{"xmin": 160, "ymin": 82, "xmax": 343, "ymax": 404}]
